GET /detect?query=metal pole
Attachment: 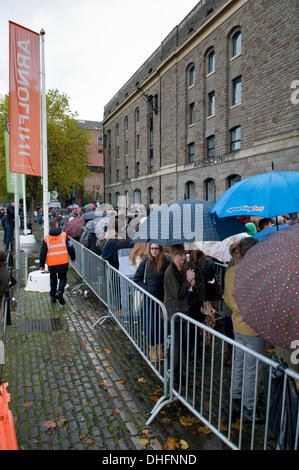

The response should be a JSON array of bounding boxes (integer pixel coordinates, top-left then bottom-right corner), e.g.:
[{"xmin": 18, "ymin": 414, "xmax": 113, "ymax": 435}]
[
  {"xmin": 22, "ymin": 174, "xmax": 28, "ymax": 235},
  {"xmin": 40, "ymin": 29, "xmax": 49, "ymax": 237},
  {"xmin": 13, "ymin": 173, "xmax": 20, "ymax": 271}
]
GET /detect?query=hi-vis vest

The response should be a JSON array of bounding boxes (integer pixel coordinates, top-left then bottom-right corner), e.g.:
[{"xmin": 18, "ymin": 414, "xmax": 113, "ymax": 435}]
[{"xmin": 44, "ymin": 232, "xmax": 69, "ymax": 266}]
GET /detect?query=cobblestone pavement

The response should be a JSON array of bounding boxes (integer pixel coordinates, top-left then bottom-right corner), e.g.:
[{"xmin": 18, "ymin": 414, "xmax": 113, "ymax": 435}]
[{"xmin": 1, "ymin": 231, "xmax": 225, "ymax": 451}]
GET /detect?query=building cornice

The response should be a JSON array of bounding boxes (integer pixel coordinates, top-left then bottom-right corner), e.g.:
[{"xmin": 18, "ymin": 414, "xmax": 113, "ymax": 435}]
[{"xmin": 103, "ymin": 0, "xmax": 249, "ymax": 127}]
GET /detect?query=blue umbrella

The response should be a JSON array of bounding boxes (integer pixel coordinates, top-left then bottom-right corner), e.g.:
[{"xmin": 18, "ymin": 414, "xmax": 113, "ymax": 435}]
[
  {"xmin": 210, "ymin": 171, "xmax": 299, "ymax": 218},
  {"xmin": 132, "ymin": 200, "xmax": 246, "ymax": 246},
  {"xmin": 253, "ymin": 223, "xmax": 291, "ymax": 240}
]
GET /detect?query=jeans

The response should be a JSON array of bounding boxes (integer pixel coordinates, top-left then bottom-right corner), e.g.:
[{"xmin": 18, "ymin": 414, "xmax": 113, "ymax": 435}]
[
  {"xmin": 232, "ymin": 332, "xmax": 265, "ymax": 410},
  {"xmin": 5, "ymin": 224, "xmax": 14, "ymax": 251},
  {"xmin": 49, "ymin": 270, "xmax": 67, "ymax": 298}
]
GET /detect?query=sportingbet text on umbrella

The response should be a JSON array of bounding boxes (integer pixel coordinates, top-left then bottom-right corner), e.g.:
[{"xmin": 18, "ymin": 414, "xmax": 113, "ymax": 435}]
[{"xmin": 210, "ymin": 171, "xmax": 299, "ymax": 218}]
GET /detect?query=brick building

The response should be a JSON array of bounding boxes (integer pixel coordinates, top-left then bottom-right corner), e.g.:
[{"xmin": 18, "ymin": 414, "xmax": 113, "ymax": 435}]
[
  {"xmin": 103, "ymin": 0, "xmax": 299, "ymax": 207},
  {"xmin": 77, "ymin": 120, "xmax": 104, "ymax": 203}
]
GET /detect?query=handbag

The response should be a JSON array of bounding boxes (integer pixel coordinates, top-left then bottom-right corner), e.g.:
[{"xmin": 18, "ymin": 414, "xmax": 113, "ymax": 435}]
[
  {"xmin": 133, "ymin": 262, "xmax": 148, "ymax": 313},
  {"xmin": 200, "ymin": 301, "xmax": 216, "ymax": 345}
]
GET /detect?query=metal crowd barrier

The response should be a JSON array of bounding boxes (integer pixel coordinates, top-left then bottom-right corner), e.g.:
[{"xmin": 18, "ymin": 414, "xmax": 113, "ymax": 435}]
[
  {"xmin": 157, "ymin": 313, "xmax": 298, "ymax": 450},
  {"xmin": 70, "ymin": 239, "xmax": 169, "ymax": 399},
  {"xmin": 69, "ymin": 239, "xmax": 299, "ymax": 450}
]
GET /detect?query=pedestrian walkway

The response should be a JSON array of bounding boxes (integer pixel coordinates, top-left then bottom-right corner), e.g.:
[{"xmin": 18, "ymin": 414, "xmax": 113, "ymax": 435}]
[{"xmin": 1, "ymin": 232, "xmax": 224, "ymax": 450}]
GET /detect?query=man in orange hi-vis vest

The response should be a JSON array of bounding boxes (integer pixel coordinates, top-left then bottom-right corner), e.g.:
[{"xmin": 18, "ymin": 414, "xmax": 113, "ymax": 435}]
[{"xmin": 40, "ymin": 218, "xmax": 76, "ymax": 305}]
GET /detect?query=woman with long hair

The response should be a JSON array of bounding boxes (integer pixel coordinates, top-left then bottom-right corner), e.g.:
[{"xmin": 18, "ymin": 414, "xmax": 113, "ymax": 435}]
[{"xmin": 134, "ymin": 243, "xmax": 171, "ymax": 363}]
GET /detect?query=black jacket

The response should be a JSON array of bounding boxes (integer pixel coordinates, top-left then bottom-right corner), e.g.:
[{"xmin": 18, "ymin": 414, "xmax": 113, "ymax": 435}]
[
  {"xmin": 134, "ymin": 256, "xmax": 171, "ymax": 302},
  {"xmin": 6, "ymin": 205, "xmax": 15, "ymax": 227},
  {"xmin": 40, "ymin": 227, "xmax": 76, "ymax": 272}
]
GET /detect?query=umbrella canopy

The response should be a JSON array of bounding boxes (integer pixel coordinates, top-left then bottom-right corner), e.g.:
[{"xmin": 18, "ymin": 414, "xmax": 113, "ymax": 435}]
[
  {"xmin": 253, "ymin": 223, "xmax": 291, "ymax": 240},
  {"xmin": 64, "ymin": 217, "xmax": 83, "ymax": 239},
  {"xmin": 85, "ymin": 218, "xmax": 104, "ymax": 233},
  {"xmin": 132, "ymin": 199, "xmax": 246, "ymax": 246},
  {"xmin": 80, "ymin": 210, "xmax": 104, "ymax": 221},
  {"xmin": 84, "ymin": 203, "xmax": 96, "ymax": 211},
  {"xmin": 67, "ymin": 204, "xmax": 79, "ymax": 210},
  {"xmin": 195, "ymin": 232, "xmax": 251, "ymax": 264},
  {"xmin": 233, "ymin": 224, "xmax": 299, "ymax": 349},
  {"xmin": 210, "ymin": 171, "xmax": 299, "ymax": 218}
]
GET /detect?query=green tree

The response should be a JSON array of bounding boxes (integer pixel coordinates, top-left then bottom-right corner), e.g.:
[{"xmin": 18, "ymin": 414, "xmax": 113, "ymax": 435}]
[{"xmin": 0, "ymin": 89, "xmax": 90, "ymax": 207}]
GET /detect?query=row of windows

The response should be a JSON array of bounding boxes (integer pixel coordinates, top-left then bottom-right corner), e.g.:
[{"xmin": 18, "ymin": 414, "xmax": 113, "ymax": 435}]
[
  {"xmin": 114, "ymin": 126, "xmax": 241, "ymax": 182},
  {"xmin": 188, "ymin": 126, "xmax": 241, "ymax": 163},
  {"xmin": 109, "ymin": 174, "xmax": 241, "ymax": 207},
  {"xmin": 187, "ymin": 30, "xmax": 241, "ymax": 87}
]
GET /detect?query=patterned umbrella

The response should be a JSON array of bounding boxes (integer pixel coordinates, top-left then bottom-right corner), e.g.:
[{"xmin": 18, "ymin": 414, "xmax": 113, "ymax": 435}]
[
  {"xmin": 233, "ymin": 224, "xmax": 299, "ymax": 349},
  {"xmin": 132, "ymin": 199, "xmax": 246, "ymax": 246},
  {"xmin": 198, "ymin": 232, "xmax": 250, "ymax": 264},
  {"xmin": 85, "ymin": 218, "xmax": 103, "ymax": 233},
  {"xmin": 84, "ymin": 203, "xmax": 96, "ymax": 211}
]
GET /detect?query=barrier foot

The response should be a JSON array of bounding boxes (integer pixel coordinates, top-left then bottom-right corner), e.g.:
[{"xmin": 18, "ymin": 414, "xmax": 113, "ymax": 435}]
[
  {"xmin": 91, "ymin": 314, "xmax": 113, "ymax": 328},
  {"xmin": 72, "ymin": 283, "xmax": 85, "ymax": 294},
  {"xmin": 146, "ymin": 395, "xmax": 172, "ymax": 426}
]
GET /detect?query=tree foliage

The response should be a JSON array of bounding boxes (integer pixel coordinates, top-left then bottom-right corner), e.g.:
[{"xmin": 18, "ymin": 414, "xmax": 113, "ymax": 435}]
[{"xmin": 0, "ymin": 89, "xmax": 90, "ymax": 205}]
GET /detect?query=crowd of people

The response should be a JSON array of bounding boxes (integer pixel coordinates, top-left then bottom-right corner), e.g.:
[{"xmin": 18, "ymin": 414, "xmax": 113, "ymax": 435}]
[{"xmin": 1, "ymin": 201, "xmax": 298, "ymax": 431}]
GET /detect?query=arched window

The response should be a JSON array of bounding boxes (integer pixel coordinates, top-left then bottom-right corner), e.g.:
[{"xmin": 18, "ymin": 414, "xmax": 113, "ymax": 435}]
[
  {"xmin": 135, "ymin": 108, "xmax": 140, "ymax": 123},
  {"xmin": 232, "ymin": 30, "xmax": 242, "ymax": 57},
  {"xmin": 207, "ymin": 50, "xmax": 215, "ymax": 74},
  {"xmin": 188, "ymin": 64, "xmax": 195, "ymax": 87},
  {"xmin": 227, "ymin": 174, "xmax": 241, "ymax": 189},
  {"xmin": 134, "ymin": 189, "xmax": 141, "ymax": 204},
  {"xmin": 204, "ymin": 178, "xmax": 216, "ymax": 203},
  {"xmin": 185, "ymin": 181, "xmax": 195, "ymax": 200}
]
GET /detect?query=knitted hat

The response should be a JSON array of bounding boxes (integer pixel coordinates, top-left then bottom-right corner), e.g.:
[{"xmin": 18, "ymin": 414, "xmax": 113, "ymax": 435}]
[{"xmin": 245, "ymin": 222, "xmax": 257, "ymax": 236}]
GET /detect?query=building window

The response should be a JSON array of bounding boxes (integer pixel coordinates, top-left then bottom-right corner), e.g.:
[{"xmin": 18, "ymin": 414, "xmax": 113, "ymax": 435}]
[
  {"xmin": 135, "ymin": 108, "xmax": 140, "ymax": 123},
  {"xmin": 189, "ymin": 102, "xmax": 195, "ymax": 125},
  {"xmin": 232, "ymin": 76, "xmax": 242, "ymax": 105},
  {"xmin": 230, "ymin": 126, "xmax": 241, "ymax": 151},
  {"xmin": 98, "ymin": 135, "xmax": 103, "ymax": 145},
  {"xmin": 124, "ymin": 116, "xmax": 128, "ymax": 130},
  {"xmin": 188, "ymin": 66, "xmax": 195, "ymax": 87},
  {"xmin": 232, "ymin": 31, "xmax": 242, "ymax": 57},
  {"xmin": 116, "ymin": 169, "xmax": 119, "ymax": 181},
  {"xmin": 125, "ymin": 140, "xmax": 128, "ymax": 155},
  {"xmin": 208, "ymin": 91, "xmax": 215, "ymax": 116},
  {"xmin": 125, "ymin": 166, "xmax": 128, "ymax": 179},
  {"xmin": 147, "ymin": 187, "xmax": 154, "ymax": 204},
  {"xmin": 134, "ymin": 189, "xmax": 141, "ymax": 204},
  {"xmin": 208, "ymin": 51, "xmax": 215, "ymax": 74},
  {"xmin": 136, "ymin": 162, "xmax": 140, "ymax": 177},
  {"xmin": 207, "ymin": 135, "xmax": 215, "ymax": 158},
  {"xmin": 115, "ymin": 124, "xmax": 119, "ymax": 137},
  {"xmin": 185, "ymin": 181, "xmax": 195, "ymax": 199},
  {"xmin": 204, "ymin": 178, "xmax": 216, "ymax": 203},
  {"xmin": 227, "ymin": 174, "xmax": 241, "ymax": 188},
  {"xmin": 188, "ymin": 142, "xmax": 195, "ymax": 163},
  {"xmin": 136, "ymin": 134, "xmax": 140, "ymax": 150},
  {"xmin": 115, "ymin": 192, "xmax": 120, "ymax": 207},
  {"xmin": 116, "ymin": 146, "xmax": 119, "ymax": 159}
]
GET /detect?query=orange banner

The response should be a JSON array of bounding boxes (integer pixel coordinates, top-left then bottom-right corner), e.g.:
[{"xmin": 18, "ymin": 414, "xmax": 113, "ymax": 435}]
[{"xmin": 9, "ymin": 21, "xmax": 41, "ymax": 176}]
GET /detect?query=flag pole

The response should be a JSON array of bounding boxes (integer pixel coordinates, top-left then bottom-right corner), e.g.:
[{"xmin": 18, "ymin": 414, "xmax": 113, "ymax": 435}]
[
  {"xmin": 13, "ymin": 174, "xmax": 20, "ymax": 271},
  {"xmin": 22, "ymin": 174, "xmax": 28, "ymax": 235},
  {"xmin": 40, "ymin": 29, "xmax": 49, "ymax": 237}
]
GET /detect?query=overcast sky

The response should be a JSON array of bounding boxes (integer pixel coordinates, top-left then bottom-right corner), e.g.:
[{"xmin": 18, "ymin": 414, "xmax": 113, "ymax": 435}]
[{"xmin": 1, "ymin": 0, "xmax": 199, "ymax": 122}]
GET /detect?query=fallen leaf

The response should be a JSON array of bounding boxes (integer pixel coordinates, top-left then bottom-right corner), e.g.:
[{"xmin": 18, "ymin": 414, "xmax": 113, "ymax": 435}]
[
  {"xmin": 193, "ymin": 426, "xmax": 212, "ymax": 435},
  {"xmin": 141, "ymin": 429, "xmax": 149, "ymax": 436},
  {"xmin": 42, "ymin": 420, "xmax": 57, "ymax": 430},
  {"xmin": 163, "ymin": 437, "xmax": 178, "ymax": 450},
  {"xmin": 150, "ymin": 395, "xmax": 159, "ymax": 402},
  {"xmin": 117, "ymin": 379, "xmax": 126, "ymax": 384},
  {"xmin": 104, "ymin": 348, "xmax": 111, "ymax": 354},
  {"xmin": 24, "ymin": 383, "xmax": 32, "ymax": 387},
  {"xmin": 179, "ymin": 439, "xmax": 189, "ymax": 450},
  {"xmin": 80, "ymin": 434, "xmax": 86, "ymax": 440},
  {"xmin": 138, "ymin": 378, "xmax": 146, "ymax": 384},
  {"xmin": 152, "ymin": 388, "xmax": 162, "ymax": 396},
  {"xmin": 59, "ymin": 418, "xmax": 67, "ymax": 424},
  {"xmin": 98, "ymin": 381, "xmax": 107, "ymax": 388},
  {"xmin": 139, "ymin": 438, "xmax": 149, "ymax": 446},
  {"xmin": 114, "ymin": 408, "xmax": 120, "ymax": 414},
  {"xmin": 95, "ymin": 368, "xmax": 101, "ymax": 374},
  {"xmin": 179, "ymin": 415, "xmax": 201, "ymax": 427},
  {"xmin": 162, "ymin": 417, "xmax": 171, "ymax": 424},
  {"xmin": 85, "ymin": 438, "xmax": 94, "ymax": 444},
  {"xmin": 22, "ymin": 402, "xmax": 33, "ymax": 408}
]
